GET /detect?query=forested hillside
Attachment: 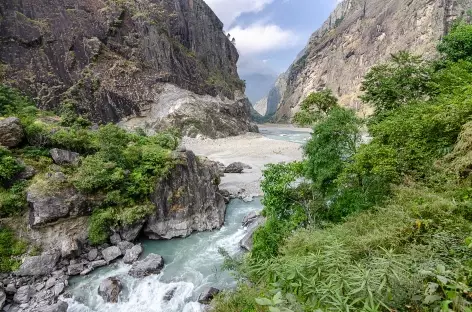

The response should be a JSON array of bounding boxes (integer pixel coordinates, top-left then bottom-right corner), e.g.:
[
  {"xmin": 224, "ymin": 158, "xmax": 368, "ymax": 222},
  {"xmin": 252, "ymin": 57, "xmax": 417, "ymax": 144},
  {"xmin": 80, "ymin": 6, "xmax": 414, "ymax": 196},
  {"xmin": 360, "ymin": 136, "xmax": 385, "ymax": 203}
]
[{"xmin": 213, "ymin": 21, "xmax": 472, "ymax": 312}]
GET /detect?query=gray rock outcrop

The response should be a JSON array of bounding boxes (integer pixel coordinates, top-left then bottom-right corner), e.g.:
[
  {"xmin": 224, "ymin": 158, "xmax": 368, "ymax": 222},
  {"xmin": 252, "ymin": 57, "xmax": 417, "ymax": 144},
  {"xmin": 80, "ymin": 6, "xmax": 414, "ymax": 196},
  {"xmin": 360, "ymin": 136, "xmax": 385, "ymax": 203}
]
[
  {"xmin": 27, "ymin": 177, "xmax": 89, "ymax": 227},
  {"xmin": 0, "ymin": 288, "xmax": 5, "ymax": 309},
  {"xmin": 257, "ymin": 0, "xmax": 472, "ymax": 120},
  {"xmin": 101, "ymin": 246, "xmax": 122, "ymax": 263},
  {"xmin": 98, "ymin": 277, "xmax": 122, "ymax": 303},
  {"xmin": 118, "ymin": 221, "xmax": 145, "ymax": 242},
  {"xmin": 144, "ymin": 151, "xmax": 226, "ymax": 239},
  {"xmin": 0, "ymin": 117, "xmax": 24, "ymax": 147},
  {"xmin": 0, "ymin": 0, "xmax": 254, "ymax": 138},
  {"xmin": 123, "ymin": 244, "xmax": 143, "ymax": 264},
  {"xmin": 13, "ymin": 285, "xmax": 34, "ymax": 304},
  {"xmin": 49, "ymin": 149, "xmax": 80, "ymax": 166},
  {"xmin": 128, "ymin": 254, "xmax": 164, "ymax": 278},
  {"xmin": 16, "ymin": 252, "xmax": 60, "ymax": 277}
]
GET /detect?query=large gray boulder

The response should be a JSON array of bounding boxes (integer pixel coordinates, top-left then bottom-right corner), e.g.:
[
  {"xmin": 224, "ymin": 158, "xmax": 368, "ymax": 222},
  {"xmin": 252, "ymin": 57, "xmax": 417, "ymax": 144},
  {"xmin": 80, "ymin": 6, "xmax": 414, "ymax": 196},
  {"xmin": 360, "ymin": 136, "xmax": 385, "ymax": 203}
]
[
  {"xmin": 98, "ymin": 277, "xmax": 122, "ymax": 303},
  {"xmin": 240, "ymin": 216, "xmax": 266, "ymax": 251},
  {"xmin": 60, "ymin": 238, "xmax": 81, "ymax": 259},
  {"xmin": 0, "ymin": 117, "xmax": 23, "ymax": 147},
  {"xmin": 27, "ymin": 178, "xmax": 89, "ymax": 227},
  {"xmin": 68, "ymin": 263, "xmax": 84, "ymax": 276},
  {"xmin": 224, "ymin": 162, "xmax": 251, "ymax": 174},
  {"xmin": 128, "ymin": 254, "xmax": 164, "ymax": 278},
  {"xmin": 242, "ymin": 211, "xmax": 260, "ymax": 227},
  {"xmin": 123, "ymin": 244, "xmax": 143, "ymax": 264},
  {"xmin": 32, "ymin": 301, "xmax": 68, "ymax": 312},
  {"xmin": 144, "ymin": 151, "xmax": 226, "ymax": 239},
  {"xmin": 16, "ymin": 252, "xmax": 60, "ymax": 276},
  {"xmin": 13, "ymin": 285, "xmax": 34, "ymax": 304},
  {"xmin": 49, "ymin": 148, "xmax": 80, "ymax": 165},
  {"xmin": 102, "ymin": 246, "xmax": 122, "ymax": 263}
]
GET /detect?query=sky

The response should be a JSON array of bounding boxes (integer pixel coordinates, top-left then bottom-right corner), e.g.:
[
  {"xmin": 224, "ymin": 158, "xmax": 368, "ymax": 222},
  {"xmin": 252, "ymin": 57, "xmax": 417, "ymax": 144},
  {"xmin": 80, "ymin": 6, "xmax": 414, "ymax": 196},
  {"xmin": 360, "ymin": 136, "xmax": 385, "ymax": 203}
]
[{"xmin": 205, "ymin": 0, "xmax": 340, "ymax": 77}]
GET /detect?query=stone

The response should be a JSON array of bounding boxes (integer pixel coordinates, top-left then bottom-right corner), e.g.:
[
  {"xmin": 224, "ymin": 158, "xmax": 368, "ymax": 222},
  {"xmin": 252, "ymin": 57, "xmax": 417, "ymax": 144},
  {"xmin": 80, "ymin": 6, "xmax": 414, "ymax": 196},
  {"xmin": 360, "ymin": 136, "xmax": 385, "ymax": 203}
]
[
  {"xmin": 128, "ymin": 254, "xmax": 164, "ymax": 278},
  {"xmin": 35, "ymin": 283, "xmax": 45, "ymax": 292},
  {"xmin": 87, "ymin": 249, "xmax": 98, "ymax": 261},
  {"xmin": 109, "ymin": 233, "xmax": 121, "ymax": 245},
  {"xmin": 45, "ymin": 277, "xmax": 56, "ymax": 290},
  {"xmin": 60, "ymin": 238, "xmax": 81, "ymax": 259},
  {"xmin": 16, "ymin": 252, "xmax": 60, "ymax": 277},
  {"xmin": 242, "ymin": 211, "xmax": 260, "ymax": 227},
  {"xmin": 27, "ymin": 181, "xmax": 89, "ymax": 227},
  {"xmin": 90, "ymin": 260, "xmax": 107, "ymax": 269},
  {"xmin": 49, "ymin": 148, "xmax": 80, "ymax": 165},
  {"xmin": 53, "ymin": 282, "xmax": 65, "ymax": 296},
  {"xmin": 163, "ymin": 287, "xmax": 177, "ymax": 301},
  {"xmin": 118, "ymin": 222, "xmax": 144, "ymax": 242},
  {"xmin": 80, "ymin": 268, "xmax": 93, "ymax": 276},
  {"xmin": 123, "ymin": 244, "xmax": 143, "ymax": 264},
  {"xmin": 144, "ymin": 152, "xmax": 226, "ymax": 240},
  {"xmin": 67, "ymin": 263, "xmax": 84, "ymax": 276},
  {"xmin": 224, "ymin": 162, "xmax": 251, "ymax": 174},
  {"xmin": 6, "ymin": 284, "xmax": 16, "ymax": 294},
  {"xmin": 0, "ymin": 117, "xmax": 24, "ymax": 147},
  {"xmin": 117, "ymin": 241, "xmax": 134, "ymax": 254},
  {"xmin": 101, "ymin": 246, "xmax": 122, "ymax": 263},
  {"xmin": 240, "ymin": 216, "xmax": 266, "ymax": 251},
  {"xmin": 197, "ymin": 287, "xmax": 220, "ymax": 304},
  {"xmin": 98, "ymin": 277, "xmax": 122, "ymax": 303},
  {"xmin": 32, "ymin": 301, "xmax": 68, "ymax": 312},
  {"xmin": 13, "ymin": 285, "xmax": 33, "ymax": 304},
  {"xmin": 0, "ymin": 288, "xmax": 5, "ymax": 309}
]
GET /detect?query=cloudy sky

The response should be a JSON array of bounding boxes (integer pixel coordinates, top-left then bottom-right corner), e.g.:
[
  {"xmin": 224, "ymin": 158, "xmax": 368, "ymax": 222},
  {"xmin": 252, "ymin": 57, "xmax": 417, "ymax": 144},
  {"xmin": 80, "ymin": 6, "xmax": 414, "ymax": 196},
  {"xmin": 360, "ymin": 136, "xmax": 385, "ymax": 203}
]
[{"xmin": 205, "ymin": 0, "xmax": 340, "ymax": 76}]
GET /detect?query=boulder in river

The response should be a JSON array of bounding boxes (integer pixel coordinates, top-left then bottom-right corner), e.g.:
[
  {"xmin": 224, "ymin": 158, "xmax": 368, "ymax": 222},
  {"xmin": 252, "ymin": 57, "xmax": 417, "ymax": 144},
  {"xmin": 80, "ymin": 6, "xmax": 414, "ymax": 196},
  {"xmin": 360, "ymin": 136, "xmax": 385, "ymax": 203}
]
[
  {"xmin": 240, "ymin": 216, "xmax": 266, "ymax": 251},
  {"xmin": 123, "ymin": 244, "xmax": 143, "ymax": 264},
  {"xmin": 242, "ymin": 211, "xmax": 260, "ymax": 227},
  {"xmin": 128, "ymin": 254, "xmax": 164, "ymax": 278},
  {"xmin": 198, "ymin": 287, "xmax": 220, "ymax": 304},
  {"xmin": 98, "ymin": 277, "xmax": 122, "ymax": 303},
  {"xmin": 0, "ymin": 117, "xmax": 24, "ymax": 147}
]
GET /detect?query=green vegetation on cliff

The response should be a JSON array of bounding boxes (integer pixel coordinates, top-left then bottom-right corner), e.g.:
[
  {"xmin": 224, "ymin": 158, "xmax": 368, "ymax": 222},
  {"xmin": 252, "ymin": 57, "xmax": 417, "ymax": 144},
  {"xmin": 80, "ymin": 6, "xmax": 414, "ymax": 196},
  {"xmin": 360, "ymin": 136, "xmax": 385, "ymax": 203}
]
[
  {"xmin": 0, "ymin": 87, "xmax": 180, "ymax": 268},
  {"xmin": 214, "ymin": 22, "xmax": 472, "ymax": 312}
]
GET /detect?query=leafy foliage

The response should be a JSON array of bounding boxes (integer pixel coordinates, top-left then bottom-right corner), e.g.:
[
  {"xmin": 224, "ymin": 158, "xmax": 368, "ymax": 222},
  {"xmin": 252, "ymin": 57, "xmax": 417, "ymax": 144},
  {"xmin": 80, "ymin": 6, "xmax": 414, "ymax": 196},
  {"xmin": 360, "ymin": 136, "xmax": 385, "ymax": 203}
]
[
  {"xmin": 293, "ymin": 89, "xmax": 339, "ymax": 126},
  {"xmin": 360, "ymin": 51, "xmax": 434, "ymax": 118},
  {"xmin": 0, "ymin": 226, "xmax": 27, "ymax": 272},
  {"xmin": 438, "ymin": 22, "xmax": 472, "ymax": 62}
]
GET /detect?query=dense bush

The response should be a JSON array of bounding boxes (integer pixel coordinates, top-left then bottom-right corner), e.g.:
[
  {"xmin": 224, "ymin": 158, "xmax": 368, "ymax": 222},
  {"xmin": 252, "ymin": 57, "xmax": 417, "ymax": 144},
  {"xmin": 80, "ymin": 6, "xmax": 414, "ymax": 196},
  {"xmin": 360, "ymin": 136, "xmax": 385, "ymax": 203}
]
[
  {"xmin": 292, "ymin": 89, "xmax": 338, "ymax": 126},
  {"xmin": 0, "ymin": 226, "xmax": 27, "ymax": 272},
  {"xmin": 0, "ymin": 147, "xmax": 23, "ymax": 183}
]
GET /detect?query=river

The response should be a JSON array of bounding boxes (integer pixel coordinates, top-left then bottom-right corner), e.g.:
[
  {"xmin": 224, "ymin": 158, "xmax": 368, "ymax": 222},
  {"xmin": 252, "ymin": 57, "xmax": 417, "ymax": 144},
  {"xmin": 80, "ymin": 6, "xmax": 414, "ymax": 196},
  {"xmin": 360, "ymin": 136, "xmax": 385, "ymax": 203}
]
[{"xmin": 64, "ymin": 126, "xmax": 311, "ymax": 312}]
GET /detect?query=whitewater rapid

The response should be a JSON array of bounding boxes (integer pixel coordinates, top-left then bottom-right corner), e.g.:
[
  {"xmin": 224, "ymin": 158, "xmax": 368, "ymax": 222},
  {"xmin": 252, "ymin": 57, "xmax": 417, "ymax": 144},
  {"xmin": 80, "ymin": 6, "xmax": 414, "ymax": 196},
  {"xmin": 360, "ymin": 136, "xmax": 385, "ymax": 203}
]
[{"xmin": 64, "ymin": 198, "xmax": 262, "ymax": 312}]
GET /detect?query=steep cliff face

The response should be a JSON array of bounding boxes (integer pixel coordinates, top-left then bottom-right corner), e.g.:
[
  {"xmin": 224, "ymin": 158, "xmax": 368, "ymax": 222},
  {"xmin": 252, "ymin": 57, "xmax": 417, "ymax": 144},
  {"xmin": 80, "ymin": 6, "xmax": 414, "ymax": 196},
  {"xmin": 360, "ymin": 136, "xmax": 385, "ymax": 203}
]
[
  {"xmin": 260, "ymin": 0, "xmax": 472, "ymax": 120},
  {"xmin": 0, "ymin": 0, "xmax": 256, "ymax": 137}
]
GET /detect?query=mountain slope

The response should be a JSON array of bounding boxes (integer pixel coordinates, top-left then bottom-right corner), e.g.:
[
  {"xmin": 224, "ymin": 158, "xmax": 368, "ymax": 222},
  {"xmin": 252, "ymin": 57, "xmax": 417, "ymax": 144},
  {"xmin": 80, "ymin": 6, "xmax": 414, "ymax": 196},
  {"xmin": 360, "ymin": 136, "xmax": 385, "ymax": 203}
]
[
  {"xmin": 259, "ymin": 0, "xmax": 472, "ymax": 120},
  {"xmin": 0, "ymin": 0, "xmax": 257, "ymax": 137}
]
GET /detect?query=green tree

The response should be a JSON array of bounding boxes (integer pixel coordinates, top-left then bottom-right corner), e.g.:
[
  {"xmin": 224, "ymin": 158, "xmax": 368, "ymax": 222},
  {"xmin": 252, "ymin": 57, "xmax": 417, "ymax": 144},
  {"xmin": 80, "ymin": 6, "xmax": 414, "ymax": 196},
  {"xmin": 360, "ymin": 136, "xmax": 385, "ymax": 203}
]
[
  {"xmin": 304, "ymin": 107, "xmax": 362, "ymax": 196},
  {"xmin": 293, "ymin": 89, "xmax": 338, "ymax": 126},
  {"xmin": 438, "ymin": 22, "xmax": 472, "ymax": 62},
  {"xmin": 360, "ymin": 51, "xmax": 434, "ymax": 118}
]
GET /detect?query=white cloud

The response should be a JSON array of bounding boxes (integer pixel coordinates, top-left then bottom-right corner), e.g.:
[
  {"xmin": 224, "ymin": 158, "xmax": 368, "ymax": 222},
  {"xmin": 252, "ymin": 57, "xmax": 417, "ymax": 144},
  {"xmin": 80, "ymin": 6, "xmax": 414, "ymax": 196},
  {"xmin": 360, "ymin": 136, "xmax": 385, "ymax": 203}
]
[
  {"xmin": 228, "ymin": 23, "xmax": 299, "ymax": 56},
  {"xmin": 205, "ymin": 0, "xmax": 274, "ymax": 27}
]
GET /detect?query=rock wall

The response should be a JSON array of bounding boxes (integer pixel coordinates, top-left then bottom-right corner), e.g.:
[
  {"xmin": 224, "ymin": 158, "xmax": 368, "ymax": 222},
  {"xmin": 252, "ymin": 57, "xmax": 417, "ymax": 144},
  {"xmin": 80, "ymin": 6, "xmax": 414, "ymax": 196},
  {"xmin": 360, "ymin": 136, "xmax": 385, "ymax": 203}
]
[
  {"xmin": 258, "ymin": 0, "xmax": 472, "ymax": 120},
  {"xmin": 0, "ymin": 0, "xmax": 256, "ymax": 137},
  {"xmin": 25, "ymin": 150, "xmax": 226, "ymax": 248}
]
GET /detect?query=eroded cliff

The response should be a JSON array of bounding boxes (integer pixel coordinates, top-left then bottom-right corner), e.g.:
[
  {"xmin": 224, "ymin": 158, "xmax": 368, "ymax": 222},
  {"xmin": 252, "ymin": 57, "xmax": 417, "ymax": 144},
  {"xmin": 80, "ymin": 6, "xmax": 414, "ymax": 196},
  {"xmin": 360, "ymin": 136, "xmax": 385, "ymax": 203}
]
[
  {"xmin": 0, "ymin": 0, "xmax": 256, "ymax": 137},
  {"xmin": 260, "ymin": 0, "xmax": 472, "ymax": 120}
]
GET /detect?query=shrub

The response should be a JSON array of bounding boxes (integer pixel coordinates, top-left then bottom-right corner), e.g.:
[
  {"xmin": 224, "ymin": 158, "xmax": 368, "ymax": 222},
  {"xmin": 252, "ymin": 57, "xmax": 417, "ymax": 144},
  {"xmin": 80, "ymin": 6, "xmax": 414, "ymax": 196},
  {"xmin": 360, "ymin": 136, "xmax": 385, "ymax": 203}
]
[
  {"xmin": 0, "ymin": 148, "xmax": 23, "ymax": 183},
  {"xmin": 0, "ymin": 85, "xmax": 37, "ymax": 117},
  {"xmin": 0, "ymin": 227, "xmax": 27, "ymax": 272},
  {"xmin": 438, "ymin": 22, "xmax": 472, "ymax": 62},
  {"xmin": 0, "ymin": 182, "xmax": 28, "ymax": 217}
]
